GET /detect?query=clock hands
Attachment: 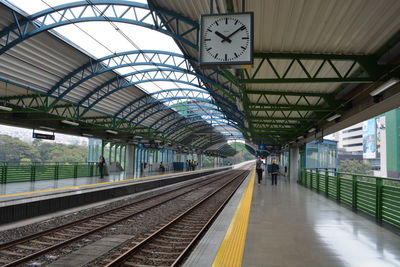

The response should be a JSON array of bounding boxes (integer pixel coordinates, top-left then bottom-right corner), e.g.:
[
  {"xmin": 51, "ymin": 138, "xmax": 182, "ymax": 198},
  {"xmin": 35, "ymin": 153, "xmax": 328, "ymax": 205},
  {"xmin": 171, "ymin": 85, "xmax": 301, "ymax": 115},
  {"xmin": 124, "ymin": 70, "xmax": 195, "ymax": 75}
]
[
  {"xmin": 214, "ymin": 31, "xmax": 232, "ymax": 43},
  {"xmin": 221, "ymin": 25, "xmax": 246, "ymax": 43}
]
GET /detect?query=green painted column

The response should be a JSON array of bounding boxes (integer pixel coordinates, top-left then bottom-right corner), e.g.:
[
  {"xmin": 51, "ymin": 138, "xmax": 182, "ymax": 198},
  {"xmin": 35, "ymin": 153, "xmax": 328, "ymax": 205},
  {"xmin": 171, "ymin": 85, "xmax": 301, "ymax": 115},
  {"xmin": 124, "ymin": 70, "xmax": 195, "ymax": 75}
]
[{"xmin": 386, "ymin": 108, "xmax": 400, "ymax": 178}]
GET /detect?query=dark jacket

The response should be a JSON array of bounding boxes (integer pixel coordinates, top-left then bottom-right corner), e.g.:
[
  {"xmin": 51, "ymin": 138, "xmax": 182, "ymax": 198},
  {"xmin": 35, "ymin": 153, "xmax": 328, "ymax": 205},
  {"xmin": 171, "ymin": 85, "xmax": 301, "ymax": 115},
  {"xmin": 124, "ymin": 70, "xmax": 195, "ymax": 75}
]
[
  {"xmin": 271, "ymin": 163, "xmax": 279, "ymax": 174},
  {"xmin": 256, "ymin": 159, "xmax": 263, "ymax": 170}
]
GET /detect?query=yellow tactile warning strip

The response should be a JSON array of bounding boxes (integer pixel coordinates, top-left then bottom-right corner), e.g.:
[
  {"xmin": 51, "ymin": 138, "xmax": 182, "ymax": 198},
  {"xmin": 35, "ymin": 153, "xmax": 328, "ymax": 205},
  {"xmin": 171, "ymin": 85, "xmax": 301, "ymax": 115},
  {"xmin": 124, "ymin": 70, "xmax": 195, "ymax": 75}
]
[
  {"xmin": 0, "ymin": 168, "xmax": 213, "ymax": 198},
  {"xmin": 212, "ymin": 170, "xmax": 255, "ymax": 267}
]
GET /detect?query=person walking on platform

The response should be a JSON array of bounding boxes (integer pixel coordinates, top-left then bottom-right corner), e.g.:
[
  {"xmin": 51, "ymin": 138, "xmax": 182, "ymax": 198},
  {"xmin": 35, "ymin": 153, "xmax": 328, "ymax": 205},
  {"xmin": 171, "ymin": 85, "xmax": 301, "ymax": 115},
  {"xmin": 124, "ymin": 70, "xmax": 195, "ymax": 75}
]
[
  {"xmin": 271, "ymin": 160, "xmax": 279, "ymax": 185},
  {"xmin": 97, "ymin": 156, "xmax": 106, "ymax": 178},
  {"xmin": 256, "ymin": 157, "xmax": 263, "ymax": 184}
]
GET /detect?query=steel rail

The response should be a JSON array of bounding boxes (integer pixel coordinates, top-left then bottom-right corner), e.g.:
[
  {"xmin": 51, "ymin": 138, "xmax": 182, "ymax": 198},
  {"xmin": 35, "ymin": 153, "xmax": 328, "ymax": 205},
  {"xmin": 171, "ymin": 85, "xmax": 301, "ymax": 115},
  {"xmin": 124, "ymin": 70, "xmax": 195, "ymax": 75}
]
[
  {"xmin": 104, "ymin": 167, "xmax": 251, "ymax": 266},
  {"xmin": 0, "ymin": 168, "xmax": 236, "ymax": 267}
]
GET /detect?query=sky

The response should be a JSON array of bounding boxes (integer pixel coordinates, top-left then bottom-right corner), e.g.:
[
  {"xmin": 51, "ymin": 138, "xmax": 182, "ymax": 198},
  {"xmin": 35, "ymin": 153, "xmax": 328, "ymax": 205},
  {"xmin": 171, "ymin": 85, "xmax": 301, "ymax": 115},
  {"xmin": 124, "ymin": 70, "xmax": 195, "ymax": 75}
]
[{"xmin": 5, "ymin": 0, "xmax": 242, "ymax": 139}]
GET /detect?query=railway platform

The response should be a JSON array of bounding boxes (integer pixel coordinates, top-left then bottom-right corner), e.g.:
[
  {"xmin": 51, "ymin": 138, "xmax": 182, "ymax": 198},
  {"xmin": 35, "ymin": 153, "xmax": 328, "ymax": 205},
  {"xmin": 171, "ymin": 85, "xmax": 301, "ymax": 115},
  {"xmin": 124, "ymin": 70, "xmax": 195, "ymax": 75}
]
[
  {"xmin": 0, "ymin": 166, "xmax": 230, "ymax": 225},
  {"xmin": 186, "ymin": 171, "xmax": 400, "ymax": 267}
]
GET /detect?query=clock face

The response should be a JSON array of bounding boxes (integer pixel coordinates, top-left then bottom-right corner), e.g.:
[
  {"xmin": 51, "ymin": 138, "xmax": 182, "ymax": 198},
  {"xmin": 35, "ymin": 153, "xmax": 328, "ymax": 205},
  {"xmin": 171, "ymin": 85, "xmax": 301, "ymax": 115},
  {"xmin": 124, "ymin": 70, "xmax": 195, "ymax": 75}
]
[{"xmin": 200, "ymin": 13, "xmax": 253, "ymax": 66}]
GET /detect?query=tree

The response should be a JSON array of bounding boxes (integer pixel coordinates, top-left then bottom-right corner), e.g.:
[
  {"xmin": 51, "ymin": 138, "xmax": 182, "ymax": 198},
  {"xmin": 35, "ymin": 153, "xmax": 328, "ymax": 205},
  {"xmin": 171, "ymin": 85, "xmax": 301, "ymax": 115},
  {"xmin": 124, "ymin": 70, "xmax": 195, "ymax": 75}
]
[
  {"xmin": 0, "ymin": 135, "xmax": 41, "ymax": 162},
  {"xmin": 338, "ymin": 159, "xmax": 373, "ymax": 175},
  {"xmin": 47, "ymin": 144, "xmax": 87, "ymax": 163}
]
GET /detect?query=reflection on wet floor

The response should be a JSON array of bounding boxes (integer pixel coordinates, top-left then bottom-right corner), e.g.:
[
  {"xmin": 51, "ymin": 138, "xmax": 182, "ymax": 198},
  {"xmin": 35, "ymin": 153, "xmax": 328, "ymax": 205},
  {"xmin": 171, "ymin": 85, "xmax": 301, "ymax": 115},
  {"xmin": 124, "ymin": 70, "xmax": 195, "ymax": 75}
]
[{"xmin": 242, "ymin": 176, "xmax": 400, "ymax": 267}]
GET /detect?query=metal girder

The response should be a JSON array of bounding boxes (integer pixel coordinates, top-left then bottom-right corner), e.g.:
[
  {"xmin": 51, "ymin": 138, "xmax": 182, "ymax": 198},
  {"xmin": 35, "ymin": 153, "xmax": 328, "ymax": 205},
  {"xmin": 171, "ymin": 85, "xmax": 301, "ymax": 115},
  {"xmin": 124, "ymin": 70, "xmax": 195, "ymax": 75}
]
[
  {"xmin": 164, "ymin": 118, "xmax": 236, "ymax": 137},
  {"xmin": 151, "ymin": 109, "xmax": 232, "ymax": 132},
  {"xmin": 0, "ymin": 1, "xmax": 198, "ymax": 55},
  {"xmin": 48, "ymin": 50, "xmax": 194, "ymax": 98},
  {"xmin": 48, "ymin": 50, "xmax": 236, "ymax": 104},
  {"xmin": 240, "ymin": 52, "xmax": 393, "ymax": 84},
  {"xmin": 128, "ymin": 95, "xmax": 211, "ymax": 125},
  {"xmin": 250, "ymin": 116, "xmax": 319, "ymax": 121},
  {"xmin": 77, "ymin": 68, "xmax": 240, "ymax": 122},
  {"xmin": 248, "ymin": 103, "xmax": 333, "ymax": 112},
  {"xmin": 115, "ymin": 88, "xmax": 210, "ymax": 118}
]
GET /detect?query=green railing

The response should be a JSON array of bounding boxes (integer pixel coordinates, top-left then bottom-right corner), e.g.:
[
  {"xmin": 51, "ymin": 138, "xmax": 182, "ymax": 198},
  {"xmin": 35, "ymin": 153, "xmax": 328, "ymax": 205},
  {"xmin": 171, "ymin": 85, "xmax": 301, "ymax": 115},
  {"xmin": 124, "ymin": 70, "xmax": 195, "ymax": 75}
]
[
  {"xmin": 300, "ymin": 169, "xmax": 400, "ymax": 229},
  {"xmin": 0, "ymin": 162, "xmax": 99, "ymax": 183}
]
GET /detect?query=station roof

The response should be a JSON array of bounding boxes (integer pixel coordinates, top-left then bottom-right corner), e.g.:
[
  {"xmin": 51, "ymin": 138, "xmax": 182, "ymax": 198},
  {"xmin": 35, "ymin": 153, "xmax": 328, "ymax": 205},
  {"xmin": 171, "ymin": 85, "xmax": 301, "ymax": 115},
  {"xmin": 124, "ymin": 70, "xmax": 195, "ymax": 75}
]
[
  {"xmin": 0, "ymin": 0, "xmax": 246, "ymax": 156},
  {"xmin": 151, "ymin": 0, "xmax": 400, "ymax": 149},
  {"xmin": 0, "ymin": 0, "xmax": 399, "ymax": 155}
]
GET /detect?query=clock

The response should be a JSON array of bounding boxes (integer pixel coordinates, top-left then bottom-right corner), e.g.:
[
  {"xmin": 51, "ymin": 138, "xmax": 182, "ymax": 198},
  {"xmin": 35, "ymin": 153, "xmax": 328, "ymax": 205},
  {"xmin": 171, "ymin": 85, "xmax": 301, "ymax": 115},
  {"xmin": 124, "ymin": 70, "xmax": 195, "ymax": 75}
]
[{"xmin": 199, "ymin": 12, "xmax": 253, "ymax": 67}]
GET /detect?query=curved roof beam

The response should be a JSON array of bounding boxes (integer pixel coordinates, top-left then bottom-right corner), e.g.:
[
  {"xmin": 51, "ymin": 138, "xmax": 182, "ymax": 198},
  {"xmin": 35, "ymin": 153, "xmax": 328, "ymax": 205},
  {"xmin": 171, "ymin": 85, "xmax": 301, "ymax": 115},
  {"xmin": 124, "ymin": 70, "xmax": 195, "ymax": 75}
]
[
  {"xmin": 128, "ymin": 95, "xmax": 215, "ymax": 126},
  {"xmin": 165, "ymin": 119, "xmax": 240, "ymax": 140},
  {"xmin": 1, "ymin": 2, "xmax": 238, "ymax": 101},
  {"xmin": 49, "ymin": 51, "xmax": 238, "ymax": 106},
  {"xmin": 154, "ymin": 112, "xmax": 231, "ymax": 133},
  {"xmin": 117, "ymin": 90, "xmax": 214, "ymax": 122},
  {"xmin": 115, "ymin": 87, "xmax": 210, "ymax": 119},
  {"xmin": 78, "ymin": 69, "xmax": 241, "ymax": 123},
  {"xmin": 0, "ymin": 1, "xmax": 198, "ymax": 55},
  {"xmin": 48, "ymin": 50, "xmax": 196, "ymax": 98},
  {"xmin": 150, "ymin": 104, "xmax": 232, "ymax": 131},
  {"xmin": 114, "ymin": 88, "xmax": 242, "ymax": 126}
]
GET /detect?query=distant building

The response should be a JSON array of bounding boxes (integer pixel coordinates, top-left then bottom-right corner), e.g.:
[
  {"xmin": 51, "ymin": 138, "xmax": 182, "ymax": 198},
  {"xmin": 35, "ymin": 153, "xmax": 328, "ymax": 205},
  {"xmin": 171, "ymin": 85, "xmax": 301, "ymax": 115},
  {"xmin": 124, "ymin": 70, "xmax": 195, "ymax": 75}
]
[{"xmin": 328, "ymin": 108, "xmax": 400, "ymax": 178}]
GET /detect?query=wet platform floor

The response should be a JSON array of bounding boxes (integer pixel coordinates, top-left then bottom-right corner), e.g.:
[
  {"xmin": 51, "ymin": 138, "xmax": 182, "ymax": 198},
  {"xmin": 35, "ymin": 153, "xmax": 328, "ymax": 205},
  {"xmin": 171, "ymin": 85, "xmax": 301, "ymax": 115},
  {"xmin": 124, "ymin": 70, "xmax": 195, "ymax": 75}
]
[{"xmin": 242, "ymin": 176, "xmax": 400, "ymax": 267}]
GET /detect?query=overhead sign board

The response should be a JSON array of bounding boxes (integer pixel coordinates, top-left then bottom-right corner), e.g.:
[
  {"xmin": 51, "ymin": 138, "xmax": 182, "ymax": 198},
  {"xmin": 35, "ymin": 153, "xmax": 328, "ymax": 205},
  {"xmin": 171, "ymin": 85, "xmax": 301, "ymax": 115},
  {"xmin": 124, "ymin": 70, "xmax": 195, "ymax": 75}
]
[{"xmin": 33, "ymin": 132, "xmax": 55, "ymax": 140}]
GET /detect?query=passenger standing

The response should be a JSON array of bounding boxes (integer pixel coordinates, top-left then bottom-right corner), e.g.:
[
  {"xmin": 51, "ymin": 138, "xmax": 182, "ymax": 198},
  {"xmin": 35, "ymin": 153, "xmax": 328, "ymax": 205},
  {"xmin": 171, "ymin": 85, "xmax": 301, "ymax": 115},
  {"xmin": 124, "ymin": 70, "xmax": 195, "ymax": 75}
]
[
  {"xmin": 98, "ymin": 156, "xmax": 106, "ymax": 178},
  {"xmin": 271, "ymin": 161, "xmax": 279, "ymax": 185},
  {"xmin": 256, "ymin": 157, "xmax": 263, "ymax": 184}
]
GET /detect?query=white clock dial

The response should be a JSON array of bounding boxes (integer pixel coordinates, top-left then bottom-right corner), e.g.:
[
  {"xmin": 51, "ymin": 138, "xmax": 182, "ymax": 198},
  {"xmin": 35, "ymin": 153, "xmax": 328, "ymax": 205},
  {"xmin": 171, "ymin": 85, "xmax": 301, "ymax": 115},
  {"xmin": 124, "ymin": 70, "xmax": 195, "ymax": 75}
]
[
  {"xmin": 204, "ymin": 18, "xmax": 249, "ymax": 61},
  {"xmin": 199, "ymin": 13, "xmax": 253, "ymax": 66}
]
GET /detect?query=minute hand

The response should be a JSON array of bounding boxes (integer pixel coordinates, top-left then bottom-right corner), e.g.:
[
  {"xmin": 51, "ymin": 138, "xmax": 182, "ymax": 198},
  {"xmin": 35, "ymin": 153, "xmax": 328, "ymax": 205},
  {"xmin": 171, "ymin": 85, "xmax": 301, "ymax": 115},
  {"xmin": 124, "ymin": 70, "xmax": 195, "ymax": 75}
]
[{"xmin": 221, "ymin": 25, "xmax": 246, "ymax": 43}]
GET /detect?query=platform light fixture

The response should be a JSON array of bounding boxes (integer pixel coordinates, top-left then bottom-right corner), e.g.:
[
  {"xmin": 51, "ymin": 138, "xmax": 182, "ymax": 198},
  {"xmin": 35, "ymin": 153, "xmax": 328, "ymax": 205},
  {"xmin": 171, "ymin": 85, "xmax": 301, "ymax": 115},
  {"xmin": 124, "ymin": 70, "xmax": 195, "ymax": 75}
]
[
  {"xmin": 326, "ymin": 114, "xmax": 342, "ymax": 122},
  {"xmin": 61, "ymin": 120, "xmax": 79, "ymax": 126},
  {"xmin": 154, "ymin": 140, "xmax": 162, "ymax": 143},
  {"xmin": 134, "ymin": 135, "xmax": 143, "ymax": 139},
  {"xmin": 0, "ymin": 105, "xmax": 13, "ymax": 111},
  {"xmin": 39, "ymin": 126, "xmax": 55, "ymax": 131},
  {"xmin": 106, "ymin": 130, "xmax": 118, "ymax": 135},
  {"xmin": 370, "ymin": 78, "xmax": 399, "ymax": 96},
  {"xmin": 308, "ymin": 127, "xmax": 316, "ymax": 133},
  {"xmin": 82, "ymin": 133, "xmax": 93, "ymax": 137},
  {"xmin": 297, "ymin": 136, "xmax": 304, "ymax": 140}
]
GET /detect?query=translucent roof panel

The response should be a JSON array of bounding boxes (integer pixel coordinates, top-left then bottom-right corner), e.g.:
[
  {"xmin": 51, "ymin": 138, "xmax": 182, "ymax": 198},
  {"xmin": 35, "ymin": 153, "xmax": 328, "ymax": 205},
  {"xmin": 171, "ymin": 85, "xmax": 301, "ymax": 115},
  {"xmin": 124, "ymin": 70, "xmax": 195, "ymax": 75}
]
[{"xmin": 7, "ymin": 0, "xmax": 243, "ymax": 141}]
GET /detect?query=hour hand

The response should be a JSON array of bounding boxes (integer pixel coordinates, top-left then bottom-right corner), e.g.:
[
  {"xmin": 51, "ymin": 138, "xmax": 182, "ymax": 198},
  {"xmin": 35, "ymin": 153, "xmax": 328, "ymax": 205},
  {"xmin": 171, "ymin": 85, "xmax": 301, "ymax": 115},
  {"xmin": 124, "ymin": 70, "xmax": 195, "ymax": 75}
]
[{"xmin": 215, "ymin": 31, "xmax": 232, "ymax": 43}]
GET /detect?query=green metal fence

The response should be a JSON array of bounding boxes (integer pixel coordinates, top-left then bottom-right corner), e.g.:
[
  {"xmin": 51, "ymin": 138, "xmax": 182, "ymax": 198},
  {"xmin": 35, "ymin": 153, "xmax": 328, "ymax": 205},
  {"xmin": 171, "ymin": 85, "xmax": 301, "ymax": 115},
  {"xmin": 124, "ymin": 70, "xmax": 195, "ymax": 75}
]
[
  {"xmin": 300, "ymin": 169, "xmax": 400, "ymax": 229},
  {"xmin": 0, "ymin": 162, "xmax": 98, "ymax": 183}
]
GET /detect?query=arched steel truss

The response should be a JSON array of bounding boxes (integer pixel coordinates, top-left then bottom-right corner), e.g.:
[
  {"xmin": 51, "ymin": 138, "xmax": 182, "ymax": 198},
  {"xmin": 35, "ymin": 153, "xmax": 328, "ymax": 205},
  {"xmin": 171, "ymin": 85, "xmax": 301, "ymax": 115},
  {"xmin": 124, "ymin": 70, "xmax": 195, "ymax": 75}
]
[
  {"xmin": 104, "ymin": 87, "xmax": 243, "ymax": 129},
  {"xmin": 0, "ymin": 0, "xmax": 247, "ymax": 154},
  {"xmin": 76, "ymin": 67, "xmax": 239, "ymax": 119},
  {"xmin": 0, "ymin": 1, "xmax": 198, "ymax": 54},
  {"xmin": 48, "ymin": 50, "xmax": 236, "ymax": 100},
  {"xmin": 150, "ymin": 107, "xmax": 234, "ymax": 132}
]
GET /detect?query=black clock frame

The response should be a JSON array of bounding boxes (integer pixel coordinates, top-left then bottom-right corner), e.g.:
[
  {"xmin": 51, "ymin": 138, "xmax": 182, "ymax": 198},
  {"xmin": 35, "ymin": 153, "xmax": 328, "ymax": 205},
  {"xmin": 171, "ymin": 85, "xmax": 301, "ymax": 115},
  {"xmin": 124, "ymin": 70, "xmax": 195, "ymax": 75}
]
[{"xmin": 199, "ymin": 12, "xmax": 254, "ymax": 68}]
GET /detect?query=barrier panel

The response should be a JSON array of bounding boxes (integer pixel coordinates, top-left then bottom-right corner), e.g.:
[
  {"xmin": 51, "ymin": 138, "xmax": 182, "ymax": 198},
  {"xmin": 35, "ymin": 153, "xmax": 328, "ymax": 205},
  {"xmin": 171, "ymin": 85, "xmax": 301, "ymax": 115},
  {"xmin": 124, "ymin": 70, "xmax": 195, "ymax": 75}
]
[
  {"xmin": 300, "ymin": 169, "xmax": 400, "ymax": 228},
  {"xmin": 0, "ymin": 162, "xmax": 96, "ymax": 183}
]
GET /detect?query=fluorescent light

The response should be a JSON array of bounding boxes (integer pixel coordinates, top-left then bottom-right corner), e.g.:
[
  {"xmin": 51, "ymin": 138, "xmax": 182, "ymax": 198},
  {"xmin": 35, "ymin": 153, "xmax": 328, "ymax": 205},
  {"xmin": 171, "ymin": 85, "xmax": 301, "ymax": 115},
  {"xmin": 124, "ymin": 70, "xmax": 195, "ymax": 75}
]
[
  {"xmin": 0, "ymin": 105, "xmax": 12, "ymax": 112},
  {"xmin": 61, "ymin": 120, "xmax": 79, "ymax": 126},
  {"xmin": 326, "ymin": 114, "xmax": 341, "ymax": 122},
  {"xmin": 134, "ymin": 135, "xmax": 143, "ymax": 139},
  {"xmin": 39, "ymin": 126, "xmax": 55, "ymax": 131},
  {"xmin": 154, "ymin": 140, "xmax": 162, "ymax": 143},
  {"xmin": 297, "ymin": 136, "xmax": 304, "ymax": 140},
  {"xmin": 370, "ymin": 78, "xmax": 399, "ymax": 96},
  {"xmin": 106, "ymin": 130, "xmax": 118, "ymax": 135},
  {"xmin": 82, "ymin": 133, "xmax": 93, "ymax": 137},
  {"xmin": 308, "ymin": 128, "xmax": 316, "ymax": 133}
]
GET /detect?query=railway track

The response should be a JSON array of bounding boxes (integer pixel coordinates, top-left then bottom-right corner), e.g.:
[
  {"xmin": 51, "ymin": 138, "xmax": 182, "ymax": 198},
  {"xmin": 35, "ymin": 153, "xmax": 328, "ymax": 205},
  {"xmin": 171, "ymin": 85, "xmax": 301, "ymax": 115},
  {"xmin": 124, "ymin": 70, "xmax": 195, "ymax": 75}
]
[
  {"xmin": 103, "ymin": 169, "xmax": 250, "ymax": 267},
  {"xmin": 0, "ymin": 167, "xmax": 250, "ymax": 267}
]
